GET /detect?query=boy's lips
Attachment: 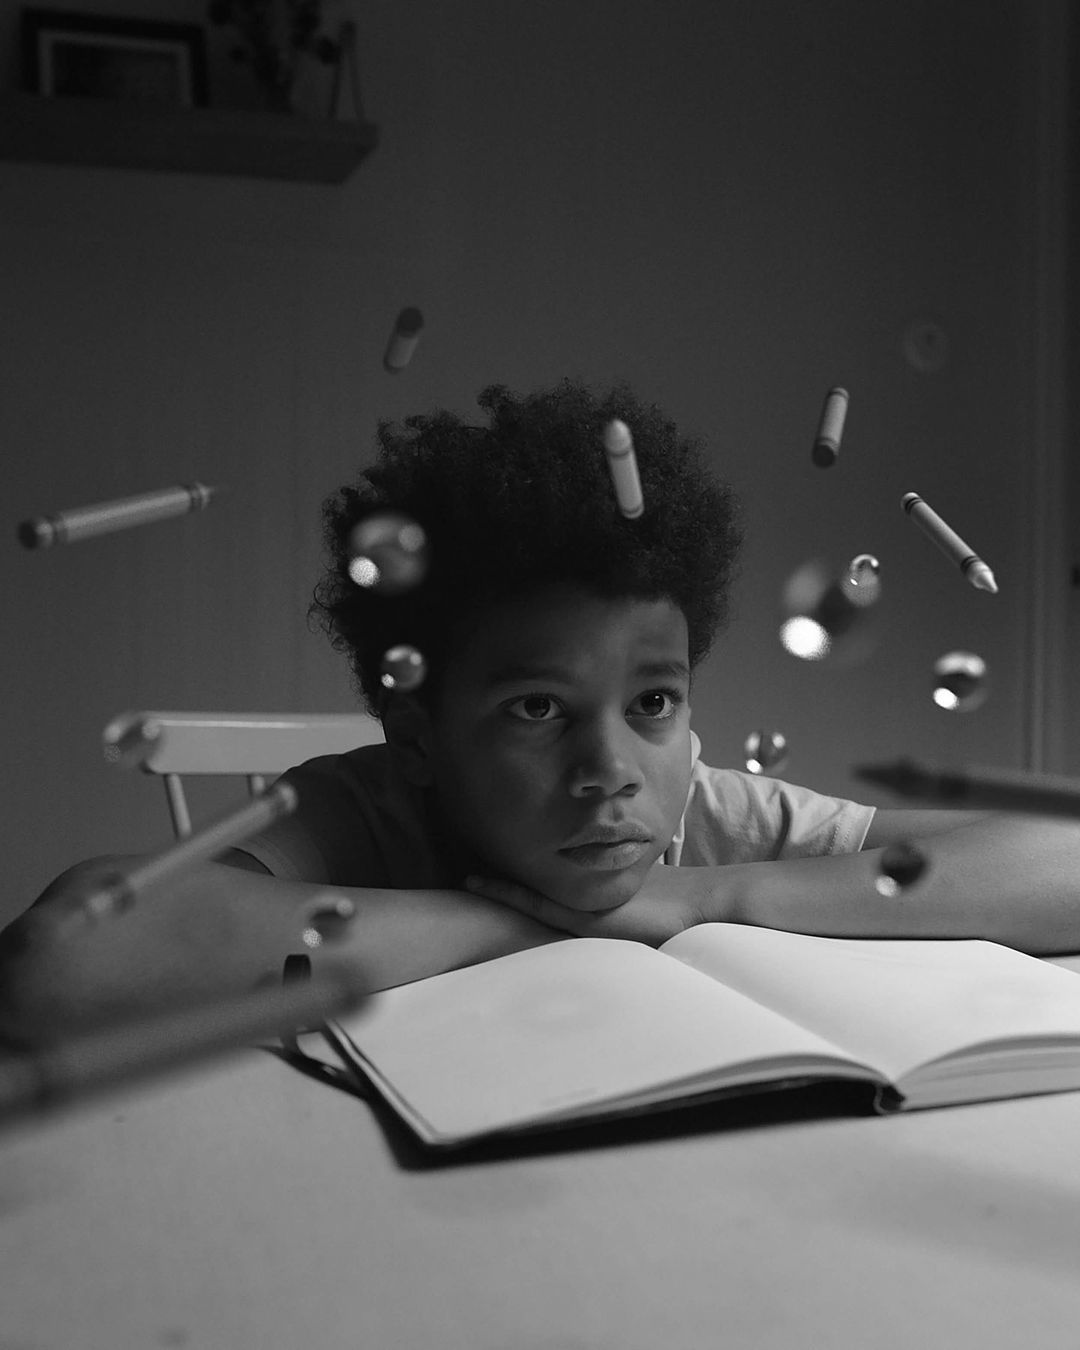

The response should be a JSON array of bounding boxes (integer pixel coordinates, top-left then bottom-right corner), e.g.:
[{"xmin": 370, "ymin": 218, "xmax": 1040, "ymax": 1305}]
[{"xmin": 558, "ymin": 825, "xmax": 653, "ymax": 871}]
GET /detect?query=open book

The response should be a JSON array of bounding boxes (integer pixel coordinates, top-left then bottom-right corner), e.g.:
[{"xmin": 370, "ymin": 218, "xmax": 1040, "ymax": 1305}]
[{"xmin": 320, "ymin": 924, "xmax": 1080, "ymax": 1149}]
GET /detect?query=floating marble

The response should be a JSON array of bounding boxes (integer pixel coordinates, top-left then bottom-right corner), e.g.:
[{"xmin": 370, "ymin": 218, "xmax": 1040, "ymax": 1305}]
[
  {"xmin": 875, "ymin": 841, "xmax": 928, "ymax": 897},
  {"xmin": 778, "ymin": 614, "xmax": 833, "ymax": 661},
  {"xmin": 932, "ymin": 651, "xmax": 988, "ymax": 712},
  {"xmin": 302, "ymin": 897, "xmax": 357, "ymax": 949},
  {"xmin": 841, "ymin": 553, "xmax": 882, "ymax": 607},
  {"xmin": 348, "ymin": 511, "xmax": 429, "ymax": 595},
  {"xmin": 380, "ymin": 643, "xmax": 427, "ymax": 692},
  {"xmin": 778, "ymin": 559, "xmax": 877, "ymax": 664},
  {"xmin": 744, "ymin": 730, "xmax": 789, "ymax": 776}
]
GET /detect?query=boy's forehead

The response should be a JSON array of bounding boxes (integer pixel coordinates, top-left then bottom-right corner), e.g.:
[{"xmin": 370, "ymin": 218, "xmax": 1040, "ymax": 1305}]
[{"xmin": 453, "ymin": 586, "xmax": 690, "ymax": 680}]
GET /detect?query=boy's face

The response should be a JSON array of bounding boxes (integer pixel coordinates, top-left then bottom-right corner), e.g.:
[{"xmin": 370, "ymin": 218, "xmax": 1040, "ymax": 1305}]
[{"xmin": 418, "ymin": 584, "xmax": 694, "ymax": 911}]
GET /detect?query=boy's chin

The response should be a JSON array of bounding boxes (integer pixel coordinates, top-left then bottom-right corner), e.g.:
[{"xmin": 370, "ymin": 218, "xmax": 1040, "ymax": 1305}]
[{"xmin": 543, "ymin": 868, "xmax": 645, "ymax": 913}]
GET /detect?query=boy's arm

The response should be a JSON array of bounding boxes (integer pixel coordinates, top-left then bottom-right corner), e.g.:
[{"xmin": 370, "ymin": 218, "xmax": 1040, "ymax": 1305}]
[
  {"xmin": 728, "ymin": 811, "xmax": 1080, "ymax": 952},
  {"xmin": 0, "ymin": 855, "xmax": 561, "ymax": 1048},
  {"xmin": 466, "ymin": 811, "xmax": 1080, "ymax": 955}
]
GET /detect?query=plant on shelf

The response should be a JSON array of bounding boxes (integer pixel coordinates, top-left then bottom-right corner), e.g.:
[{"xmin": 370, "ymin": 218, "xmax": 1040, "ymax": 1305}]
[{"xmin": 208, "ymin": 0, "xmax": 342, "ymax": 113}]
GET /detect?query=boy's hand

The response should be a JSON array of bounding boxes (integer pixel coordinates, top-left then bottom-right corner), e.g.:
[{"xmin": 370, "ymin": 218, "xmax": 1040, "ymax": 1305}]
[{"xmin": 464, "ymin": 863, "xmax": 725, "ymax": 946}]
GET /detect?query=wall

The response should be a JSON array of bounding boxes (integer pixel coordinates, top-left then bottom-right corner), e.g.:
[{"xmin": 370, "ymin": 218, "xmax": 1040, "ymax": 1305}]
[{"xmin": 0, "ymin": 0, "xmax": 1068, "ymax": 925}]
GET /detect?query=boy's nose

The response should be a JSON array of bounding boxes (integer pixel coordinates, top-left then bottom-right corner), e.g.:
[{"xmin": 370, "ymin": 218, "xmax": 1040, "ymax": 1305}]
[{"xmin": 566, "ymin": 721, "xmax": 644, "ymax": 798}]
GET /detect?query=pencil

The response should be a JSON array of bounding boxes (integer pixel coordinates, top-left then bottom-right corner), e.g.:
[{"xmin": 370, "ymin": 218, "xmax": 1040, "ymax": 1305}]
[
  {"xmin": 855, "ymin": 758, "xmax": 1080, "ymax": 817},
  {"xmin": 82, "ymin": 781, "xmax": 298, "ymax": 919},
  {"xmin": 0, "ymin": 964, "xmax": 363, "ymax": 1126}
]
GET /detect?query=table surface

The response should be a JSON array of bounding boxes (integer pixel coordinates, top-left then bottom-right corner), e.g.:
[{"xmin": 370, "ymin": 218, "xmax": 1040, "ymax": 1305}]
[{"xmin": 6, "ymin": 963, "xmax": 1080, "ymax": 1350}]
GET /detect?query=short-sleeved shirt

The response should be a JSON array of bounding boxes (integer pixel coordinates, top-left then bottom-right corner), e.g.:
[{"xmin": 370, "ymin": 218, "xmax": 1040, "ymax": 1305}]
[{"xmin": 238, "ymin": 731, "xmax": 875, "ymax": 886}]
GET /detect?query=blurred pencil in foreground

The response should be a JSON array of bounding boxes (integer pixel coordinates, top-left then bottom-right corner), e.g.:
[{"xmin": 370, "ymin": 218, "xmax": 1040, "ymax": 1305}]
[
  {"xmin": 855, "ymin": 758, "xmax": 1080, "ymax": 818},
  {"xmin": 0, "ymin": 964, "xmax": 363, "ymax": 1127},
  {"xmin": 18, "ymin": 482, "xmax": 218, "ymax": 549},
  {"xmin": 81, "ymin": 781, "xmax": 298, "ymax": 920}
]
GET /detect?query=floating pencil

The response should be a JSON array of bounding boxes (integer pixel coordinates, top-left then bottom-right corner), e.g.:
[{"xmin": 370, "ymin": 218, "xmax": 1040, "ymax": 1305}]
[
  {"xmin": 18, "ymin": 482, "xmax": 218, "ymax": 550},
  {"xmin": 0, "ymin": 964, "xmax": 363, "ymax": 1127},
  {"xmin": 81, "ymin": 781, "xmax": 298, "ymax": 919},
  {"xmin": 855, "ymin": 758, "xmax": 1080, "ymax": 818},
  {"xmin": 901, "ymin": 492, "xmax": 998, "ymax": 594},
  {"xmin": 811, "ymin": 387, "xmax": 849, "ymax": 467},
  {"xmin": 602, "ymin": 419, "xmax": 644, "ymax": 519},
  {"xmin": 383, "ymin": 307, "xmax": 424, "ymax": 372}
]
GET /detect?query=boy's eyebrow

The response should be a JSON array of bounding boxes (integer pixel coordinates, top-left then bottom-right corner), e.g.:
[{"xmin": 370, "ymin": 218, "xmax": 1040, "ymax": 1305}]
[
  {"xmin": 634, "ymin": 659, "xmax": 691, "ymax": 682},
  {"xmin": 485, "ymin": 659, "xmax": 691, "ymax": 687}
]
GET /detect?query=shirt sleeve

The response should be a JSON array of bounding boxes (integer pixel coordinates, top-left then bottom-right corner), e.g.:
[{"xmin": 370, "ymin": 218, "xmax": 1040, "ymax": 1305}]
[
  {"xmin": 671, "ymin": 763, "xmax": 876, "ymax": 866},
  {"xmin": 233, "ymin": 753, "xmax": 388, "ymax": 887}
]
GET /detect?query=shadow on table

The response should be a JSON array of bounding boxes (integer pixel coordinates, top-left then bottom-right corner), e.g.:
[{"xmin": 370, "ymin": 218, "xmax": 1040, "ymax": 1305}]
[{"xmin": 269, "ymin": 1044, "xmax": 877, "ymax": 1172}]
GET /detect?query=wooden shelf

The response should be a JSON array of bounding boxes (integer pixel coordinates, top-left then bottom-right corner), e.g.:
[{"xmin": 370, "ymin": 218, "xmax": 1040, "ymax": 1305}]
[{"xmin": 0, "ymin": 91, "xmax": 378, "ymax": 183}]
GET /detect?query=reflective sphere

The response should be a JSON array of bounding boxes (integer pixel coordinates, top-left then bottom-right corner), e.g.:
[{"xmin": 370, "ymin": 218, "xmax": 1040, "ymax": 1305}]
[
  {"xmin": 779, "ymin": 559, "xmax": 877, "ymax": 665},
  {"xmin": 842, "ymin": 553, "xmax": 882, "ymax": 607},
  {"xmin": 347, "ymin": 511, "xmax": 429, "ymax": 595},
  {"xmin": 932, "ymin": 651, "xmax": 988, "ymax": 712},
  {"xmin": 380, "ymin": 643, "xmax": 427, "ymax": 692},
  {"xmin": 875, "ymin": 841, "xmax": 928, "ymax": 897},
  {"xmin": 744, "ymin": 730, "xmax": 789, "ymax": 775}
]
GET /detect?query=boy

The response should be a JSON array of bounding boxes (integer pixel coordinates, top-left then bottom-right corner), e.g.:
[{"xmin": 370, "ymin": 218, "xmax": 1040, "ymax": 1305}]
[{"xmin": 3, "ymin": 379, "xmax": 1080, "ymax": 1048}]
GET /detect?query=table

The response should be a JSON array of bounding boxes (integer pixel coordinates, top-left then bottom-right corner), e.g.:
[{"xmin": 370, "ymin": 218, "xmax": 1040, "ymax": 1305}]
[{"xmin": 5, "ymin": 980, "xmax": 1080, "ymax": 1350}]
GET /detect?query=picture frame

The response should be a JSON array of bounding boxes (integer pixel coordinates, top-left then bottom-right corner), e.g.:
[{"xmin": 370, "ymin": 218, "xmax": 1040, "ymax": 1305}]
[{"xmin": 21, "ymin": 8, "xmax": 208, "ymax": 109}]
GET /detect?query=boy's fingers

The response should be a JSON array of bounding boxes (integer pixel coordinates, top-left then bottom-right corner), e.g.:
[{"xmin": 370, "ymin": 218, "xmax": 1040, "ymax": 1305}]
[
  {"xmin": 465, "ymin": 876, "xmax": 565, "ymax": 926},
  {"xmin": 464, "ymin": 875, "xmax": 533, "ymax": 909}
]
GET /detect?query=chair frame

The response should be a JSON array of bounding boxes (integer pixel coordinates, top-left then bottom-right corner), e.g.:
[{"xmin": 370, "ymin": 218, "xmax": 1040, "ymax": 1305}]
[{"xmin": 103, "ymin": 710, "xmax": 383, "ymax": 838}]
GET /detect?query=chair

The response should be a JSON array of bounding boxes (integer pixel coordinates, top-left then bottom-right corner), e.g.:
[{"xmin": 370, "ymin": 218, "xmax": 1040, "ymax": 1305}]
[{"xmin": 103, "ymin": 710, "xmax": 384, "ymax": 839}]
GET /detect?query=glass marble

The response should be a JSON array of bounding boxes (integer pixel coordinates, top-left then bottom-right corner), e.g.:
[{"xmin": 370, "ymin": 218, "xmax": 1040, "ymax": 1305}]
[
  {"xmin": 380, "ymin": 643, "xmax": 427, "ymax": 692},
  {"xmin": 932, "ymin": 651, "xmax": 988, "ymax": 712},
  {"xmin": 347, "ymin": 511, "xmax": 429, "ymax": 596}
]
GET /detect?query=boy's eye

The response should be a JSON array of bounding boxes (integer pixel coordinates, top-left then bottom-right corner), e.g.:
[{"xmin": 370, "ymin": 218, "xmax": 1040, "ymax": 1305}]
[
  {"xmin": 505, "ymin": 694, "xmax": 562, "ymax": 722},
  {"xmin": 628, "ymin": 689, "xmax": 681, "ymax": 719}
]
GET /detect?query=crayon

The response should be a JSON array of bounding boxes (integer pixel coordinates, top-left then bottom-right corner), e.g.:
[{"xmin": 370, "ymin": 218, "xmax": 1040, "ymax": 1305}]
[
  {"xmin": 602, "ymin": 419, "xmax": 644, "ymax": 519},
  {"xmin": 811, "ymin": 387, "xmax": 849, "ymax": 467},
  {"xmin": 901, "ymin": 492, "xmax": 998, "ymax": 594},
  {"xmin": 383, "ymin": 307, "xmax": 424, "ymax": 372},
  {"xmin": 855, "ymin": 758, "xmax": 1080, "ymax": 817},
  {"xmin": 18, "ymin": 483, "xmax": 217, "ymax": 549}
]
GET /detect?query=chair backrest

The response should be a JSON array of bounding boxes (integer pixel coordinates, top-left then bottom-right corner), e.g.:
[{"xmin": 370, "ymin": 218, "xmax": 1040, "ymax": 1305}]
[{"xmin": 103, "ymin": 710, "xmax": 384, "ymax": 839}]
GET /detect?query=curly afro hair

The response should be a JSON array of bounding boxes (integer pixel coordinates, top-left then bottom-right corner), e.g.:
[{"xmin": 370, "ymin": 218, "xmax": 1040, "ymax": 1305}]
[{"xmin": 310, "ymin": 379, "xmax": 742, "ymax": 716}]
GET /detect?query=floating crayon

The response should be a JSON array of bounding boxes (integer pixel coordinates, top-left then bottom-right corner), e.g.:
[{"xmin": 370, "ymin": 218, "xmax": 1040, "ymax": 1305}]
[{"xmin": 19, "ymin": 483, "xmax": 217, "ymax": 549}]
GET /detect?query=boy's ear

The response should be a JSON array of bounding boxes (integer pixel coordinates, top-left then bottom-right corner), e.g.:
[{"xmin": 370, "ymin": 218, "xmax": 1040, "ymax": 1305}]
[{"xmin": 381, "ymin": 695, "xmax": 436, "ymax": 787}]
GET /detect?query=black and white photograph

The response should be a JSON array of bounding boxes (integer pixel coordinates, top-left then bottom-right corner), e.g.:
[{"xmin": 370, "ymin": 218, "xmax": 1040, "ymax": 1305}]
[{"xmin": 1, "ymin": 2, "xmax": 1079, "ymax": 1347}]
